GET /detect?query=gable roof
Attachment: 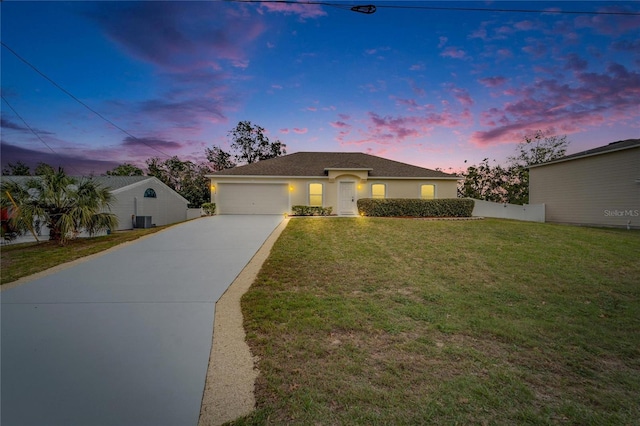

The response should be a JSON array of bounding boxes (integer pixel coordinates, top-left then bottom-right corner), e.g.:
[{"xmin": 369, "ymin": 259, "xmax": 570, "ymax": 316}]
[
  {"xmin": 209, "ymin": 152, "xmax": 458, "ymax": 179},
  {"xmin": 1, "ymin": 175, "xmax": 189, "ymax": 203},
  {"xmin": 1, "ymin": 175, "xmax": 153, "ymax": 191},
  {"xmin": 90, "ymin": 176, "xmax": 155, "ymax": 191},
  {"xmin": 530, "ymin": 139, "xmax": 640, "ymax": 168}
]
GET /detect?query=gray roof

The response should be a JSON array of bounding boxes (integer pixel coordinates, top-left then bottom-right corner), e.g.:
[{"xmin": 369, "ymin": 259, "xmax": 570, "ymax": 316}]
[
  {"xmin": 530, "ymin": 139, "xmax": 640, "ymax": 168},
  {"xmin": 209, "ymin": 152, "xmax": 458, "ymax": 178},
  {"xmin": 89, "ymin": 176, "xmax": 154, "ymax": 190},
  {"xmin": 1, "ymin": 175, "xmax": 154, "ymax": 190}
]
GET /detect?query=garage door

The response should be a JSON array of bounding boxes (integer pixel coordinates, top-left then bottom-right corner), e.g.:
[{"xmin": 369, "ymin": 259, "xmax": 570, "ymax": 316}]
[{"xmin": 217, "ymin": 183, "xmax": 289, "ymax": 214}]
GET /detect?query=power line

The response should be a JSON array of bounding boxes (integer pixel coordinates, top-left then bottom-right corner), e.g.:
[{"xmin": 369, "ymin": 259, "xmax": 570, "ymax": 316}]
[
  {"xmin": 376, "ymin": 3, "xmax": 640, "ymax": 16},
  {"xmin": 222, "ymin": 0, "xmax": 640, "ymax": 16},
  {"xmin": 0, "ymin": 42, "xmax": 174, "ymax": 159},
  {"xmin": 1, "ymin": 95, "xmax": 84, "ymax": 175}
]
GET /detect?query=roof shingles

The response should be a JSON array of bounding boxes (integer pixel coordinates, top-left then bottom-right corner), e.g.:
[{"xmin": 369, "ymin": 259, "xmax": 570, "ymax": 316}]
[{"xmin": 210, "ymin": 152, "xmax": 457, "ymax": 178}]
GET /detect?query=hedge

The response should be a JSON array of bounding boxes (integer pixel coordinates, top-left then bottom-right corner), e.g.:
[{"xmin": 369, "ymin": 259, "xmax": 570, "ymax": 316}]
[
  {"xmin": 357, "ymin": 198, "xmax": 474, "ymax": 217},
  {"xmin": 201, "ymin": 202, "xmax": 216, "ymax": 216},
  {"xmin": 291, "ymin": 205, "xmax": 333, "ymax": 216}
]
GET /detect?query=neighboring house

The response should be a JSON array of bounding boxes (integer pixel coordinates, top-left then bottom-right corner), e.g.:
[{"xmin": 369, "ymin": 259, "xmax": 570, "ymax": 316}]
[
  {"xmin": 207, "ymin": 152, "xmax": 460, "ymax": 215},
  {"xmin": 2, "ymin": 175, "xmax": 189, "ymax": 230},
  {"xmin": 529, "ymin": 139, "xmax": 640, "ymax": 229},
  {"xmin": 94, "ymin": 176, "xmax": 189, "ymax": 229}
]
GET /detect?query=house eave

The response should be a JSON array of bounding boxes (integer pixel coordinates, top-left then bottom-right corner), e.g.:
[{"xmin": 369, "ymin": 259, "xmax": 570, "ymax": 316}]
[
  {"xmin": 529, "ymin": 144, "xmax": 640, "ymax": 169},
  {"xmin": 323, "ymin": 167, "xmax": 373, "ymax": 172},
  {"xmin": 206, "ymin": 174, "xmax": 461, "ymax": 180}
]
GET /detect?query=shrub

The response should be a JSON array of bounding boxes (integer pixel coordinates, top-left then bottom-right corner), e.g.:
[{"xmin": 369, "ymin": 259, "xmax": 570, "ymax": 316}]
[
  {"xmin": 291, "ymin": 205, "xmax": 333, "ymax": 216},
  {"xmin": 357, "ymin": 198, "xmax": 474, "ymax": 217},
  {"xmin": 202, "ymin": 202, "xmax": 216, "ymax": 216}
]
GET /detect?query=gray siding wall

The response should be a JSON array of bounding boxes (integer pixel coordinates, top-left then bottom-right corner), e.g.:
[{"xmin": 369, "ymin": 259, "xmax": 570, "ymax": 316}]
[
  {"xmin": 110, "ymin": 181, "xmax": 188, "ymax": 230},
  {"xmin": 530, "ymin": 147, "xmax": 640, "ymax": 228}
]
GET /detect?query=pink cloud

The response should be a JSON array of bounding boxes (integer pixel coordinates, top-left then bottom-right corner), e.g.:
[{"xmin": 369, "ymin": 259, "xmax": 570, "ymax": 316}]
[
  {"xmin": 337, "ymin": 108, "xmax": 472, "ymax": 148},
  {"xmin": 494, "ymin": 26, "xmax": 513, "ymax": 37},
  {"xmin": 330, "ymin": 121, "xmax": 349, "ymax": 129},
  {"xmin": 478, "ymin": 76, "xmax": 507, "ymax": 88},
  {"xmin": 497, "ymin": 49, "xmax": 513, "ymax": 59},
  {"xmin": 564, "ymin": 53, "xmax": 588, "ymax": 72},
  {"xmin": 293, "ymin": 128, "xmax": 308, "ymax": 134},
  {"xmin": 1, "ymin": 142, "xmax": 121, "ymax": 176},
  {"xmin": 468, "ymin": 23, "xmax": 489, "ymax": 41},
  {"xmin": 91, "ymin": 2, "xmax": 265, "ymax": 72},
  {"xmin": 447, "ymin": 85, "xmax": 474, "ymax": 107},
  {"xmin": 522, "ymin": 38, "xmax": 549, "ymax": 58},
  {"xmin": 514, "ymin": 20, "xmax": 536, "ymax": 31},
  {"xmin": 122, "ymin": 136, "xmax": 182, "ymax": 150},
  {"xmin": 393, "ymin": 97, "xmax": 421, "ymax": 111},
  {"xmin": 470, "ymin": 63, "xmax": 640, "ymax": 146},
  {"xmin": 259, "ymin": 2, "xmax": 327, "ymax": 19},
  {"xmin": 360, "ymin": 80, "xmax": 387, "ymax": 93},
  {"xmin": 574, "ymin": 7, "xmax": 640, "ymax": 36},
  {"xmin": 280, "ymin": 128, "xmax": 290, "ymax": 134},
  {"xmin": 441, "ymin": 46, "xmax": 467, "ymax": 59},
  {"xmin": 330, "ymin": 117, "xmax": 353, "ymax": 143}
]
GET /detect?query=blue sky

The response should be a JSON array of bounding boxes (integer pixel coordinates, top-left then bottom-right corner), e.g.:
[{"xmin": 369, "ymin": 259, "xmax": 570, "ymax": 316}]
[{"xmin": 2, "ymin": 1, "xmax": 639, "ymax": 175}]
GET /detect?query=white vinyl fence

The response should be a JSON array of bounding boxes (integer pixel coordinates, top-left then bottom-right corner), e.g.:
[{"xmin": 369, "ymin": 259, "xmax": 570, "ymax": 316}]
[{"xmin": 472, "ymin": 199, "xmax": 545, "ymax": 223}]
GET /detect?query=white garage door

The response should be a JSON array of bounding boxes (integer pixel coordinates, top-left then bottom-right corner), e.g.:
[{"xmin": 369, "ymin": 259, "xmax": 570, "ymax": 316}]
[{"xmin": 217, "ymin": 183, "xmax": 289, "ymax": 215}]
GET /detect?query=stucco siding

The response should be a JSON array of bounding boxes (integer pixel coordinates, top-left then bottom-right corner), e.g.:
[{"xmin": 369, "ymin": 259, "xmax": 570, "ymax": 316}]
[
  {"xmin": 530, "ymin": 147, "xmax": 640, "ymax": 228},
  {"xmin": 212, "ymin": 176, "xmax": 459, "ymax": 215}
]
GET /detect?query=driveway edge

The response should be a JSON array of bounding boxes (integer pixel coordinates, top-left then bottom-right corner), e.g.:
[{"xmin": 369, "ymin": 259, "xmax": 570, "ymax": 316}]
[
  {"xmin": 0, "ymin": 223, "xmax": 182, "ymax": 293},
  {"xmin": 198, "ymin": 217, "xmax": 289, "ymax": 426}
]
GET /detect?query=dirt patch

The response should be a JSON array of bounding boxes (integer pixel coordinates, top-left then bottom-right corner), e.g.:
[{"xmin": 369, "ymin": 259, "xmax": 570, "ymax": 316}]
[{"xmin": 198, "ymin": 218, "xmax": 289, "ymax": 426}]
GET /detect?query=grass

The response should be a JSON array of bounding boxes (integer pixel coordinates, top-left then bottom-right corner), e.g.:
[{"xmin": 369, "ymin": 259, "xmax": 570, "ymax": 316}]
[
  {"xmin": 1, "ymin": 226, "xmax": 171, "ymax": 285},
  {"xmin": 238, "ymin": 218, "xmax": 640, "ymax": 425}
]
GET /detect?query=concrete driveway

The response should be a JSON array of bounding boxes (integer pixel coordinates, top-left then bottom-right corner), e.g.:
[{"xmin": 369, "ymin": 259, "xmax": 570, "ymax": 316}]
[{"xmin": 0, "ymin": 215, "xmax": 283, "ymax": 426}]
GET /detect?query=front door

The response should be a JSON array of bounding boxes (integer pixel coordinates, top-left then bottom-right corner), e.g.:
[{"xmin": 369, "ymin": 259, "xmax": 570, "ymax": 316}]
[{"xmin": 338, "ymin": 181, "xmax": 357, "ymax": 216}]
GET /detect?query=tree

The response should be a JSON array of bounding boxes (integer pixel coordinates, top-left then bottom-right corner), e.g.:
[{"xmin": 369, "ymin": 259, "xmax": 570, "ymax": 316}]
[
  {"xmin": 34, "ymin": 162, "xmax": 55, "ymax": 176},
  {"xmin": 0, "ymin": 168, "xmax": 118, "ymax": 245},
  {"xmin": 457, "ymin": 158, "xmax": 510, "ymax": 202},
  {"xmin": 205, "ymin": 146, "xmax": 237, "ymax": 172},
  {"xmin": 2, "ymin": 161, "xmax": 31, "ymax": 176},
  {"xmin": 206, "ymin": 121, "xmax": 287, "ymax": 170},
  {"xmin": 146, "ymin": 156, "xmax": 211, "ymax": 208},
  {"xmin": 106, "ymin": 163, "xmax": 144, "ymax": 176},
  {"xmin": 458, "ymin": 130, "xmax": 569, "ymax": 204},
  {"xmin": 505, "ymin": 130, "xmax": 569, "ymax": 205}
]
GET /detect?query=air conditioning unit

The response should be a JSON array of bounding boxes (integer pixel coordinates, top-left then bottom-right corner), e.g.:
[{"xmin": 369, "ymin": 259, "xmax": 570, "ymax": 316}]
[{"xmin": 135, "ymin": 216, "xmax": 153, "ymax": 229}]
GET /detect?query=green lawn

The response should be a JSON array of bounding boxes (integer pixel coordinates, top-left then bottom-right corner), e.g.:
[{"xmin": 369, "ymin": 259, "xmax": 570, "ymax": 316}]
[
  {"xmin": 1, "ymin": 226, "xmax": 171, "ymax": 285},
  {"xmin": 239, "ymin": 218, "xmax": 640, "ymax": 425}
]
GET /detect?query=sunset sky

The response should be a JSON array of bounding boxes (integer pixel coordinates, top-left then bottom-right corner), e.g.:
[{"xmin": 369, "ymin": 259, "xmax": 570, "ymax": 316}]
[{"xmin": 2, "ymin": 1, "xmax": 639, "ymax": 175}]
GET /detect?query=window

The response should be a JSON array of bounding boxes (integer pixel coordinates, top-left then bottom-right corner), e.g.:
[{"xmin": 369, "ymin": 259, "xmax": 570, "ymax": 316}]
[
  {"xmin": 309, "ymin": 183, "xmax": 323, "ymax": 206},
  {"xmin": 420, "ymin": 184, "xmax": 435, "ymax": 200},
  {"xmin": 371, "ymin": 184, "xmax": 386, "ymax": 199},
  {"xmin": 144, "ymin": 188, "xmax": 157, "ymax": 198}
]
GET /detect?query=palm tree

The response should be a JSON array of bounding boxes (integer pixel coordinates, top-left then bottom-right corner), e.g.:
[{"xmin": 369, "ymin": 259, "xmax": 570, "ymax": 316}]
[{"xmin": 1, "ymin": 168, "xmax": 118, "ymax": 245}]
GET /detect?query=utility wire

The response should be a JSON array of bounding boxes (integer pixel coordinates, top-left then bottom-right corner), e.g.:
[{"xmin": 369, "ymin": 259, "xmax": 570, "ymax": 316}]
[
  {"xmin": 1, "ymin": 94, "xmax": 84, "ymax": 175},
  {"xmin": 375, "ymin": 3, "xmax": 640, "ymax": 16},
  {"xmin": 222, "ymin": 0, "xmax": 640, "ymax": 16},
  {"xmin": 0, "ymin": 42, "xmax": 173, "ymax": 159}
]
